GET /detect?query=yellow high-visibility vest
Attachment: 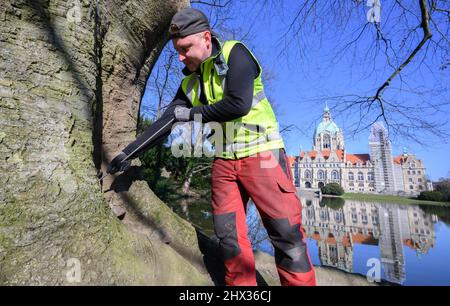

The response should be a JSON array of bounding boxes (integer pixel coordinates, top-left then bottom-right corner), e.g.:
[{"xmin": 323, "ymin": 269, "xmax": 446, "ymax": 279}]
[{"xmin": 181, "ymin": 40, "xmax": 284, "ymax": 159}]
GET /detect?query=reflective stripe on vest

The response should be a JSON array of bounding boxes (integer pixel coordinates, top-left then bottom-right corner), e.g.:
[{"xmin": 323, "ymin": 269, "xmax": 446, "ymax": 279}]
[
  {"xmin": 225, "ymin": 131, "xmax": 282, "ymax": 153},
  {"xmin": 252, "ymin": 90, "xmax": 266, "ymax": 108},
  {"xmin": 185, "ymin": 75, "xmax": 199, "ymax": 103},
  {"xmin": 185, "ymin": 75, "xmax": 267, "ymax": 109}
]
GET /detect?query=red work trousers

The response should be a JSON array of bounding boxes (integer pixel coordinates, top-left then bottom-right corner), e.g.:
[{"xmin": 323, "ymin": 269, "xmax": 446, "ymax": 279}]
[{"xmin": 211, "ymin": 149, "xmax": 316, "ymax": 286}]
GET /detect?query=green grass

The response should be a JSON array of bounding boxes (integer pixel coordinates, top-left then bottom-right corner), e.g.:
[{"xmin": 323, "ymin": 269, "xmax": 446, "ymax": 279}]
[{"xmin": 340, "ymin": 192, "xmax": 450, "ymax": 206}]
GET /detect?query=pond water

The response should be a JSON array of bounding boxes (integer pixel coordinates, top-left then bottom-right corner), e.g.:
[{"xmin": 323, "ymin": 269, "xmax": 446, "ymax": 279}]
[{"xmin": 166, "ymin": 194, "xmax": 450, "ymax": 286}]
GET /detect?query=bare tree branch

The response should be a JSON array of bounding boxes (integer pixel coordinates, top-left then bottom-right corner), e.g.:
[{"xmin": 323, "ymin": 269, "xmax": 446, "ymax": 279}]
[
  {"xmin": 190, "ymin": 0, "xmax": 232, "ymax": 8},
  {"xmin": 367, "ymin": 0, "xmax": 433, "ymax": 129}
]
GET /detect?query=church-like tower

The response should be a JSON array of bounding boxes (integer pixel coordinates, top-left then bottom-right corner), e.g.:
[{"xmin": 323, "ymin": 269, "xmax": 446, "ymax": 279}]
[
  {"xmin": 368, "ymin": 122, "xmax": 396, "ymax": 193},
  {"xmin": 313, "ymin": 104, "xmax": 345, "ymax": 151}
]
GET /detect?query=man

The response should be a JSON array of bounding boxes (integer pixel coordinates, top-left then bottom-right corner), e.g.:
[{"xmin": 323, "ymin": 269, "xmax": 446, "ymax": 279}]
[{"xmin": 108, "ymin": 8, "xmax": 316, "ymax": 286}]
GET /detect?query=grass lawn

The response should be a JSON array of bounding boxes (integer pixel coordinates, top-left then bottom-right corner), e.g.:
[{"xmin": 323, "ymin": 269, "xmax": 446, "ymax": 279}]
[{"xmin": 339, "ymin": 192, "xmax": 450, "ymax": 206}]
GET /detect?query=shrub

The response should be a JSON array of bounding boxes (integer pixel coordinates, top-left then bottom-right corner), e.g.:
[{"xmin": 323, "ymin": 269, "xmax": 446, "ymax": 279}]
[
  {"xmin": 321, "ymin": 183, "xmax": 344, "ymax": 196},
  {"xmin": 434, "ymin": 179, "xmax": 450, "ymax": 202},
  {"xmin": 417, "ymin": 191, "xmax": 444, "ymax": 202}
]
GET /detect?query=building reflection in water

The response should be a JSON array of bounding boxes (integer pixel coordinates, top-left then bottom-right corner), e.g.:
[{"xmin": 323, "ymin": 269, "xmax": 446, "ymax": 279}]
[{"xmin": 300, "ymin": 196, "xmax": 438, "ymax": 284}]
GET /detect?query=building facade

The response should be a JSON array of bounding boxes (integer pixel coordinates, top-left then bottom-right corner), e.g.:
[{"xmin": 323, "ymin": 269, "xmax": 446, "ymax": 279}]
[{"xmin": 290, "ymin": 106, "xmax": 431, "ymax": 195}]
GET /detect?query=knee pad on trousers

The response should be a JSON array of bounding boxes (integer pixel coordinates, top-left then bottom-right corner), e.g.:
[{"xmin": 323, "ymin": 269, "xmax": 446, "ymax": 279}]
[
  {"xmin": 213, "ymin": 212, "xmax": 241, "ymax": 260},
  {"xmin": 264, "ymin": 218, "xmax": 312, "ymax": 273}
]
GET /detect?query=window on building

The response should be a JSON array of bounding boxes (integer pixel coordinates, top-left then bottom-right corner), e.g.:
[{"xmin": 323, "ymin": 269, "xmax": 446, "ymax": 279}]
[
  {"xmin": 323, "ymin": 134, "xmax": 331, "ymax": 149},
  {"xmin": 335, "ymin": 212, "xmax": 342, "ymax": 223},
  {"xmin": 409, "ymin": 178, "xmax": 413, "ymax": 182},
  {"xmin": 348, "ymin": 172, "xmax": 354, "ymax": 180},
  {"xmin": 358, "ymin": 172, "xmax": 364, "ymax": 181},
  {"xmin": 372, "ymin": 215, "xmax": 378, "ymax": 225},
  {"xmin": 410, "ymin": 185, "xmax": 414, "ymax": 190},
  {"xmin": 362, "ymin": 214, "xmax": 368, "ymax": 224},
  {"xmin": 351, "ymin": 209, "xmax": 358, "ymax": 223},
  {"xmin": 332, "ymin": 170, "xmax": 339, "ymax": 180},
  {"xmin": 412, "ymin": 170, "xmax": 416, "ymax": 175},
  {"xmin": 419, "ymin": 185, "xmax": 423, "ymax": 190},
  {"xmin": 368, "ymin": 172, "xmax": 374, "ymax": 181},
  {"xmin": 418, "ymin": 178, "xmax": 422, "ymax": 183},
  {"xmin": 418, "ymin": 171, "xmax": 422, "ymax": 175},
  {"xmin": 318, "ymin": 170, "xmax": 325, "ymax": 180},
  {"xmin": 407, "ymin": 170, "xmax": 411, "ymax": 175},
  {"xmin": 320, "ymin": 210, "xmax": 328, "ymax": 222},
  {"xmin": 305, "ymin": 170, "xmax": 311, "ymax": 179}
]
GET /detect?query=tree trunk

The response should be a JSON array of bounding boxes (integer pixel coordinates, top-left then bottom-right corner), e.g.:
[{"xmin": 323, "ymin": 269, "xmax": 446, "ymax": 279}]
[
  {"xmin": 0, "ymin": 0, "xmax": 213, "ymax": 285},
  {"xmin": 181, "ymin": 173, "xmax": 192, "ymax": 196}
]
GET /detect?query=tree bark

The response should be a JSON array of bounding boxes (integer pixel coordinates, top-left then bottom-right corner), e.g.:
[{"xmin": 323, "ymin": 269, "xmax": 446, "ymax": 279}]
[
  {"xmin": 0, "ymin": 0, "xmax": 213, "ymax": 285},
  {"xmin": 181, "ymin": 174, "xmax": 192, "ymax": 196}
]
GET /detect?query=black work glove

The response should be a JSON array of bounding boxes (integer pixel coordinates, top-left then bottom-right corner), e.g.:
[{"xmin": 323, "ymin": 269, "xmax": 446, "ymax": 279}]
[
  {"xmin": 107, "ymin": 152, "xmax": 131, "ymax": 174},
  {"xmin": 174, "ymin": 106, "xmax": 191, "ymax": 122}
]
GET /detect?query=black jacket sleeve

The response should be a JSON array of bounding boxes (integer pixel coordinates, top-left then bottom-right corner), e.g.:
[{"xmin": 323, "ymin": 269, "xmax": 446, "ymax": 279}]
[
  {"xmin": 189, "ymin": 43, "xmax": 259, "ymax": 122},
  {"xmin": 122, "ymin": 87, "xmax": 191, "ymax": 159}
]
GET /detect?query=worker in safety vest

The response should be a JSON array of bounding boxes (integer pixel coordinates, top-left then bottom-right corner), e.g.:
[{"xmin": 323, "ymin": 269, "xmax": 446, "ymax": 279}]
[{"xmin": 108, "ymin": 8, "xmax": 316, "ymax": 286}]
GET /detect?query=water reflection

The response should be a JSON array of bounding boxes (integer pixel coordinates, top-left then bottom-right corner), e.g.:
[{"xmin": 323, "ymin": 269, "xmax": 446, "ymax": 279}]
[
  {"xmin": 170, "ymin": 197, "xmax": 215, "ymax": 236},
  {"xmin": 301, "ymin": 196, "xmax": 440, "ymax": 284},
  {"xmin": 168, "ymin": 194, "xmax": 450, "ymax": 285}
]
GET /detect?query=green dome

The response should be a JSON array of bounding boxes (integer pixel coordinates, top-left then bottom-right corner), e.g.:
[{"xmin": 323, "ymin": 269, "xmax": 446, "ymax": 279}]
[
  {"xmin": 315, "ymin": 120, "xmax": 340, "ymax": 137},
  {"xmin": 314, "ymin": 103, "xmax": 341, "ymax": 138}
]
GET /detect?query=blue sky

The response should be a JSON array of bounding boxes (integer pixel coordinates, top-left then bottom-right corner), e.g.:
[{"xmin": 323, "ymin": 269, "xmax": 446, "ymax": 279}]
[{"xmin": 141, "ymin": 1, "xmax": 450, "ymax": 181}]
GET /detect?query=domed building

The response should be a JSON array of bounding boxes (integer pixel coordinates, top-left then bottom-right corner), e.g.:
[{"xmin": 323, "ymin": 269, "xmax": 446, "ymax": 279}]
[
  {"xmin": 290, "ymin": 105, "xmax": 431, "ymax": 195},
  {"xmin": 313, "ymin": 104, "xmax": 345, "ymax": 151}
]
